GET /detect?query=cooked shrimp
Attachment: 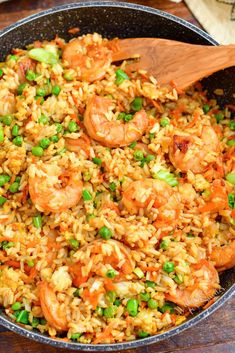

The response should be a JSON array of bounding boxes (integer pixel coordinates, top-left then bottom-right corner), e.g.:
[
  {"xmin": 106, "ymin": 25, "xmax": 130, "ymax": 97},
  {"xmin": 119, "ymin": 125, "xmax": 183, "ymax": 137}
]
[
  {"xmin": 0, "ymin": 89, "xmax": 16, "ymax": 116},
  {"xmin": 169, "ymin": 126, "xmax": 220, "ymax": 173},
  {"xmin": 122, "ymin": 179, "xmax": 180, "ymax": 227},
  {"xmin": 84, "ymin": 95, "xmax": 148, "ymax": 147},
  {"xmin": 199, "ymin": 179, "xmax": 228, "ymax": 213},
  {"xmin": 64, "ymin": 133, "xmax": 91, "ymax": 157},
  {"xmin": 39, "ymin": 281, "xmax": 68, "ymax": 331},
  {"xmin": 210, "ymin": 240, "xmax": 235, "ymax": 271},
  {"xmin": 166, "ymin": 260, "xmax": 219, "ymax": 308},
  {"xmin": 62, "ymin": 35, "xmax": 112, "ymax": 82},
  {"xmin": 69, "ymin": 239, "xmax": 135, "ymax": 287},
  {"xmin": 28, "ymin": 161, "xmax": 83, "ymax": 213}
]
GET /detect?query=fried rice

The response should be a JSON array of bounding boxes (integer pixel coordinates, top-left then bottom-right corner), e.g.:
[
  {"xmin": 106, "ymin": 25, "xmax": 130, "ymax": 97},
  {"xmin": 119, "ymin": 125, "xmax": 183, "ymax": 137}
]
[{"xmin": 0, "ymin": 33, "xmax": 234, "ymax": 344}]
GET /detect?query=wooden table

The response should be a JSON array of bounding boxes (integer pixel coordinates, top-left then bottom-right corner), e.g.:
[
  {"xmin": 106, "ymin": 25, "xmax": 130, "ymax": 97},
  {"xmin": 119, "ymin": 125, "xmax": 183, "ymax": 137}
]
[{"xmin": 0, "ymin": 1, "xmax": 234, "ymax": 352}]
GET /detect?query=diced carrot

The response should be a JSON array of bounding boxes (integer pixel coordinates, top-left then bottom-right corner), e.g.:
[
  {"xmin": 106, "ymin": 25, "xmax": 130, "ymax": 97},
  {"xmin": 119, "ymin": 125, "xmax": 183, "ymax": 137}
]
[
  {"xmin": 82, "ymin": 288, "xmax": 105, "ymax": 309},
  {"xmin": 93, "ymin": 323, "xmax": 114, "ymax": 344},
  {"xmin": 169, "ymin": 80, "xmax": 184, "ymax": 95},
  {"xmin": 185, "ymin": 110, "xmax": 199, "ymax": 128},
  {"xmin": 68, "ymin": 27, "xmax": 80, "ymax": 35},
  {"xmin": 104, "ymin": 278, "xmax": 115, "ymax": 291},
  {"xmin": 5, "ymin": 260, "xmax": 20, "ymax": 268},
  {"xmin": 231, "ymin": 209, "xmax": 235, "ymax": 219}
]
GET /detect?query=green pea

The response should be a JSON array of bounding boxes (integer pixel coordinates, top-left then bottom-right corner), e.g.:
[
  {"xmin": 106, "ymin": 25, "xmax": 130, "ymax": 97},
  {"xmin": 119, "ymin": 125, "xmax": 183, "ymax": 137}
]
[
  {"xmin": 26, "ymin": 70, "xmax": 36, "ymax": 81},
  {"xmin": 124, "ymin": 114, "xmax": 133, "ymax": 122},
  {"xmin": 147, "ymin": 298, "xmax": 158, "ymax": 309},
  {"xmin": 2, "ymin": 241, "xmax": 14, "ymax": 250},
  {"xmin": 11, "ymin": 302, "xmax": 22, "ymax": 311},
  {"xmin": 187, "ymin": 232, "xmax": 195, "ymax": 238},
  {"xmin": 33, "ymin": 215, "xmax": 42, "ymax": 228},
  {"xmin": 55, "ymin": 123, "xmax": 63, "ymax": 133},
  {"xmin": 64, "ymin": 70, "xmax": 74, "ymax": 81},
  {"xmin": 149, "ymin": 133, "xmax": 155, "ymax": 140},
  {"xmin": 106, "ymin": 290, "xmax": 117, "ymax": 303},
  {"xmin": 131, "ymin": 97, "xmax": 143, "ymax": 111},
  {"xmin": 146, "ymin": 154, "xmax": 155, "ymax": 163},
  {"xmin": 203, "ymin": 104, "xmax": 210, "ymax": 113},
  {"xmin": 106, "ymin": 269, "xmax": 117, "ymax": 279},
  {"xmin": 115, "ymin": 69, "xmax": 129, "ymax": 85},
  {"xmin": 163, "ymin": 261, "xmax": 175, "ymax": 273},
  {"xmin": 229, "ymin": 121, "xmax": 235, "ymax": 130},
  {"xmin": 95, "ymin": 306, "xmax": 104, "ymax": 316},
  {"xmin": 38, "ymin": 114, "xmax": 49, "ymax": 125},
  {"xmin": 16, "ymin": 310, "xmax": 29, "ymax": 324},
  {"xmin": 226, "ymin": 172, "xmax": 235, "ymax": 185},
  {"xmin": 69, "ymin": 238, "xmax": 79, "ymax": 249},
  {"xmin": 160, "ymin": 117, "xmax": 170, "ymax": 127},
  {"xmin": 32, "ymin": 317, "xmax": 40, "ymax": 328},
  {"xmin": 137, "ymin": 331, "xmax": 150, "ymax": 338},
  {"xmin": 1, "ymin": 114, "xmax": 13, "ymax": 126},
  {"xmin": 9, "ymin": 54, "xmax": 18, "ymax": 61},
  {"xmin": 215, "ymin": 112, "xmax": 223, "ymax": 123},
  {"xmin": 0, "ymin": 196, "xmax": 7, "ymax": 206},
  {"xmin": 32, "ymin": 146, "xmax": 44, "ymax": 157},
  {"xmin": 9, "ymin": 182, "xmax": 20, "ymax": 193},
  {"xmin": 39, "ymin": 138, "xmax": 50, "ymax": 149},
  {"xmin": 0, "ymin": 174, "xmax": 10, "ymax": 187},
  {"xmin": 160, "ymin": 239, "xmax": 169, "ymax": 250},
  {"xmin": 133, "ymin": 150, "xmax": 144, "ymax": 161},
  {"xmin": 103, "ymin": 306, "xmax": 116, "ymax": 318},
  {"xmin": 82, "ymin": 189, "xmax": 92, "ymax": 201},
  {"xmin": 0, "ymin": 69, "xmax": 3, "ymax": 78},
  {"xmin": 40, "ymin": 318, "xmax": 47, "ymax": 325},
  {"xmin": 99, "ymin": 226, "xmax": 112, "ymax": 240},
  {"xmin": 68, "ymin": 121, "xmax": 78, "ymax": 132},
  {"xmin": 117, "ymin": 112, "xmax": 125, "ymax": 120},
  {"xmin": 17, "ymin": 83, "xmax": 27, "ymax": 95},
  {"xmin": 126, "ymin": 298, "xmax": 139, "ymax": 317},
  {"xmin": 13, "ymin": 136, "xmax": 23, "ymax": 146},
  {"xmin": 52, "ymin": 85, "xmax": 61, "ymax": 96},
  {"xmin": 92, "ymin": 157, "xmax": 102, "ymax": 166},
  {"xmin": 228, "ymin": 193, "xmax": 235, "ymax": 209},
  {"xmin": 140, "ymin": 292, "xmax": 150, "ymax": 302},
  {"xmin": 113, "ymin": 299, "xmax": 121, "ymax": 306},
  {"xmin": 36, "ymin": 87, "xmax": 46, "ymax": 97},
  {"xmin": 12, "ymin": 124, "xmax": 19, "ymax": 137},
  {"xmin": 50, "ymin": 135, "xmax": 59, "ymax": 143}
]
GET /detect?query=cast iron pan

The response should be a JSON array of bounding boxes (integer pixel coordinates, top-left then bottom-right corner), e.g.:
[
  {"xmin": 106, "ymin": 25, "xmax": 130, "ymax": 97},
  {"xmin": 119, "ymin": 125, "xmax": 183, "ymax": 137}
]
[{"xmin": 0, "ymin": 1, "xmax": 234, "ymax": 351}]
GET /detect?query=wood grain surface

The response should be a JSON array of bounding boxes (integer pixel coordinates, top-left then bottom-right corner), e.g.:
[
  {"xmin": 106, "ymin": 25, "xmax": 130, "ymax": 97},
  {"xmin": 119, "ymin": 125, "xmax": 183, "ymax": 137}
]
[{"xmin": 0, "ymin": 1, "xmax": 234, "ymax": 353}]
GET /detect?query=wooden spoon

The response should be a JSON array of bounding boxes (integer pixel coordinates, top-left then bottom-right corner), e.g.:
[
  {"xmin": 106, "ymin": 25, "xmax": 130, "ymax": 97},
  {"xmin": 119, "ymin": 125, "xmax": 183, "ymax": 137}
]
[{"xmin": 111, "ymin": 38, "xmax": 235, "ymax": 89}]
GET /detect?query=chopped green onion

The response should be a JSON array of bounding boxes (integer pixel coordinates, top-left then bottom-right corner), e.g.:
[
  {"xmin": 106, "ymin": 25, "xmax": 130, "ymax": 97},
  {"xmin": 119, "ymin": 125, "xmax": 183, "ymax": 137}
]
[
  {"xmin": 147, "ymin": 298, "xmax": 158, "ymax": 309},
  {"xmin": 226, "ymin": 172, "xmax": 235, "ymax": 185},
  {"xmin": 159, "ymin": 302, "xmax": 175, "ymax": 314},
  {"xmin": 115, "ymin": 69, "xmax": 129, "ymax": 85},
  {"xmin": 133, "ymin": 267, "xmax": 144, "ymax": 279},
  {"xmin": 126, "ymin": 298, "xmax": 139, "ymax": 317},
  {"xmin": 36, "ymin": 87, "xmax": 46, "ymax": 97},
  {"xmin": 17, "ymin": 83, "xmax": 27, "ymax": 95},
  {"xmin": 160, "ymin": 239, "xmax": 169, "ymax": 250},
  {"xmin": 160, "ymin": 117, "xmax": 170, "ymax": 127},
  {"xmin": 228, "ymin": 193, "xmax": 235, "ymax": 209},
  {"xmin": 99, "ymin": 226, "xmax": 112, "ymax": 240},
  {"xmin": 16, "ymin": 310, "xmax": 29, "ymax": 324},
  {"xmin": 103, "ymin": 306, "xmax": 116, "ymax": 318},
  {"xmin": 9, "ymin": 55, "xmax": 18, "ymax": 61},
  {"xmin": 11, "ymin": 302, "xmax": 22, "ymax": 311},
  {"xmin": 33, "ymin": 215, "xmax": 42, "ymax": 228},
  {"xmin": 145, "ymin": 280, "xmax": 156, "ymax": 288},
  {"xmin": 38, "ymin": 114, "xmax": 49, "ymax": 125},
  {"xmin": 117, "ymin": 112, "xmax": 125, "ymax": 120},
  {"xmin": 32, "ymin": 317, "xmax": 40, "ymax": 328},
  {"xmin": 109, "ymin": 182, "xmax": 116, "ymax": 192},
  {"xmin": 153, "ymin": 169, "xmax": 178, "ymax": 187},
  {"xmin": 0, "ymin": 69, "xmax": 3, "ymax": 78},
  {"xmin": 26, "ymin": 70, "xmax": 36, "ymax": 81},
  {"xmin": 114, "ymin": 299, "xmax": 121, "ymax": 306},
  {"xmin": 140, "ymin": 292, "xmax": 150, "ymax": 302},
  {"xmin": 187, "ymin": 232, "xmax": 195, "ymax": 238},
  {"xmin": 149, "ymin": 132, "xmax": 155, "ymax": 140},
  {"xmin": 137, "ymin": 331, "xmax": 150, "ymax": 338},
  {"xmin": 73, "ymin": 289, "xmax": 80, "ymax": 297},
  {"xmin": 163, "ymin": 261, "xmax": 175, "ymax": 273},
  {"xmin": 229, "ymin": 121, "xmax": 235, "ymax": 130},
  {"xmin": 129, "ymin": 141, "xmax": 137, "ymax": 149},
  {"xmin": 106, "ymin": 290, "xmax": 117, "ymax": 303},
  {"xmin": 95, "ymin": 306, "xmax": 104, "ymax": 316},
  {"xmin": 28, "ymin": 48, "xmax": 58, "ymax": 65},
  {"xmin": 27, "ymin": 260, "xmax": 35, "ymax": 267},
  {"xmin": 173, "ymin": 274, "xmax": 184, "ymax": 284},
  {"xmin": 146, "ymin": 154, "xmax": 155, "ymax": 163},
  {"xmin": 0, "ymin": 196, "xmax": 7, "ymax": 206},
  {"xmin": 64, "ymin": 70, "xmax": 74, "ymax": 81},
  {"xmin": 82, "ymin": 189, "xmax": 92, "ymax": 201},
  {"xmin": 131, "ymin": 97, "xmax": 143, "ymax": 112},
  {"xmin": 106, "ymin": 269, "xmax": 117, "ymax": 279},
  {"xmin": 83, "ymin": 171, "xmax": 91, "ymax": 182},
  {"xmin": 227, "ymin": 139, "xmax": 235, "ymax": 147},
  {"xmin": 0, "ymin": 124, "xmax": 4, "ymax": 143},
  {"xmin": 9, "ymin": 182, "xmax": 20, "ymax": 193},
  {"xmin": 92, "ymin": 157, "xmax": 102, "ymax": 166},
  {"xmin": 215, "ymin": 112, "xmax": 223, "ymax": 123}
]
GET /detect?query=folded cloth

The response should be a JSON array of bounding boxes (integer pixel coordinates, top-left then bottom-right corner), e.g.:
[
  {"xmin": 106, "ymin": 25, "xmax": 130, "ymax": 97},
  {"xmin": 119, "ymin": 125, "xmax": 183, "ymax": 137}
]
[{"xmin": 185, "ymin": 0, "xmax": 235, "ymax": 44}]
